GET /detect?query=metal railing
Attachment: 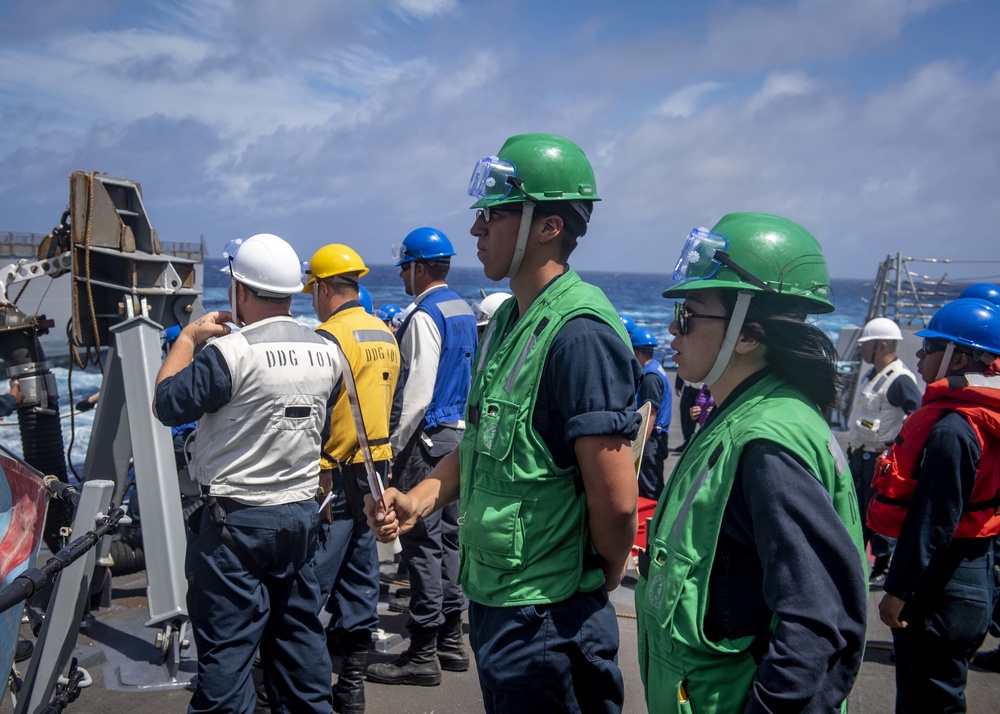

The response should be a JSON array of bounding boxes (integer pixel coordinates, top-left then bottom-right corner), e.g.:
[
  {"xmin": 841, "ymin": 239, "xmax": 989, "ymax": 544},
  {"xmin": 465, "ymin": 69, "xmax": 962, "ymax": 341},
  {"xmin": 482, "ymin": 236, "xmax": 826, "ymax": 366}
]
[{"xmin": 863, "ymin": 253, "xmax": 1000, "ymax": 328}]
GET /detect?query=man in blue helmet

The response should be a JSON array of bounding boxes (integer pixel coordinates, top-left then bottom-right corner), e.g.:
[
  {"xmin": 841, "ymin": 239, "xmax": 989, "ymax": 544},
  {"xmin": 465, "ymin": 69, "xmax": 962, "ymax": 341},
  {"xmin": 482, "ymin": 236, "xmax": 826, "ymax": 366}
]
[
  {"xmin": 367, "ymin": 134, "xmax": 641, "ymax": 713},
  {"xmin": 375, "ymin": 304, "xmax": 403, "ymax": 334},
  {"xmin": 366, "ymin": 227, "xmax": 477, "ymax": 688},
  {"xmin": 869, "ymin": 298, "xmax": 1000, "ymax": 712},
  {"xmin": 630, "ymin": 328, "xmax": 672, "ymax": 500}
]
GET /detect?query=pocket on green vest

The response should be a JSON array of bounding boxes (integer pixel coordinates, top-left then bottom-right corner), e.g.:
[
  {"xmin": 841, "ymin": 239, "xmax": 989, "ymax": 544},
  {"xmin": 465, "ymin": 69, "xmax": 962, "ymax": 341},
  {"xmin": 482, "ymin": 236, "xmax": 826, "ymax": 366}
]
[
  {"xmin": 642, "ymin": 653, "xmax": 695, "ymax": 714},
  {"xmin": 472, "ymin": 399, "xmax": 518, "ymax": 466},
  {"xmin": 461, "ymin": 485, "xmax": 525, "ymax": 571},
  {"xmin": 640, "ymin": 538, "xmax": 694, "ymax": 646}
]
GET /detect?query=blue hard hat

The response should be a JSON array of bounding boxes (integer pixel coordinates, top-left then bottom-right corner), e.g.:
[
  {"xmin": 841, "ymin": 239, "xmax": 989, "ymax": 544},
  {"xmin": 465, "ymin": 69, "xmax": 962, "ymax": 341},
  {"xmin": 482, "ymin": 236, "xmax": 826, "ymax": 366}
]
[
  {"xmin": 916, "ymin": 298, "xmax": 1000, "ymax": 355},
  {"xmin": 376, "ymin": 303, "xmax": 402, "ymax": 321},
  {"xmin": 958, "ymin": 283, "xmax": 1000, "ymax": 307},
  {"xmin": 358, "ymin": 285, "xmax": 374, "ymax": 315},
  {"xmin": 393, "ymin": 227, "xmax": 456, "ymax": 267},
  {"xmin": 620, "ymin": 314, "xmax": 636, "ymax": 335},
  {"xmin": 630, "ymin": 328, "xmax": 658, "ymax": 349}
]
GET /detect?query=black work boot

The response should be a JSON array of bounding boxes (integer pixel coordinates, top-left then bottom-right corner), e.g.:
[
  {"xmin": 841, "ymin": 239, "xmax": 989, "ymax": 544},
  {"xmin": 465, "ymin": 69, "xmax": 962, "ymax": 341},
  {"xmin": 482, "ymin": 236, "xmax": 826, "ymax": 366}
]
[
  {"xmin": 436, "ymin": 613, "xmax": 469, "ymax": 672},
  {"xmin": 366, "ymin": 627, "xmax": 441, "ymax": 686},
  {"xmin": 334, "ymin": 631, "xmax": 371, "ymax": 713},
  {"xmin": 870, "ymin": 554, "xmax": 891, "ymax": 583}
]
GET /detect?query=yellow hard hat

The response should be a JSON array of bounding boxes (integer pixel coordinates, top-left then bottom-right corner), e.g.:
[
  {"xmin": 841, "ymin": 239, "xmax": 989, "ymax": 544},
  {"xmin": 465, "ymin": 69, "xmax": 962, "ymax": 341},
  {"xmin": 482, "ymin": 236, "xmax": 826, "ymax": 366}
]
[{"xmin": 304, "ymin": 244, "xmax": 369, "ymax": 294}]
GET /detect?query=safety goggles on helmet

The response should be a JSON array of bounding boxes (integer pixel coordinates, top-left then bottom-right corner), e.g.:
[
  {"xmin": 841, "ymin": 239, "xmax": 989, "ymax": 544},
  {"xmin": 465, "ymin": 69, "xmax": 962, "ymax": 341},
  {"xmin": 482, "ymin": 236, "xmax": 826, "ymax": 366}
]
[
  {"xmin": 468, "ymin": 156, "xmax": 519, "ymax": 202},
  {"xmin": 671, "ymin": 228, "xmax": 776, "ymax": 293},
  {"xmin": 468, "ymin": 156, "xmax": 540, "ymax": 206},
  {"xmin": 673, "ymin": 301, "xmax": 728, "ymax": 336},
  {"xmin": 392, "ymin": 243, "xmax": 415, "ymax": 266},
  {"xmin": 222, "ymin": 238, "xmax": 245, "ymax": 279}
]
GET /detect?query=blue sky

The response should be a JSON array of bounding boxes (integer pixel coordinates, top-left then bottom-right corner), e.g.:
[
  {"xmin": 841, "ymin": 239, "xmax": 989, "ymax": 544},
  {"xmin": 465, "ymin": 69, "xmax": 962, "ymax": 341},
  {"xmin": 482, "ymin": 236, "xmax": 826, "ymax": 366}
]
[{"xmin": 1, "ymin": 0, "xmax": 998, "ymax": 279}]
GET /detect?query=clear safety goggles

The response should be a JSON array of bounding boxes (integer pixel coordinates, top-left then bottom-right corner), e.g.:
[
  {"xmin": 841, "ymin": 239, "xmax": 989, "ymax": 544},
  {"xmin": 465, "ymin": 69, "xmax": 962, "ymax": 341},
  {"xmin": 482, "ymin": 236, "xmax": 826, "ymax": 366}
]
[
  {"xmin": 468, "ymin": 156, "xmax": 519, "ymax": 202},
  {"xmin": 392, "ymin": 243, "xmax": 413, "ymax": 265},
  {"xmin": 222, "ymin": 238, "xmax": 245, "ymax": 278},
  {"xmin": 671, "ymin": 228, "xmax": 729, "ymax": 283},
  {"xmin": 671, "ymin": 227, "xmax": 775, "ymax": 293}
]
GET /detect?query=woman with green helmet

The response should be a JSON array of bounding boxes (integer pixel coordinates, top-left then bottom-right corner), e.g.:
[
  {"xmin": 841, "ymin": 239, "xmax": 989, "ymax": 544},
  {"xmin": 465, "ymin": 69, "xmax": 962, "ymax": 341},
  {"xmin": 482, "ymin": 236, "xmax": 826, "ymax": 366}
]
[{"xmin": 635, "ymin": 213, "xmax": 868, "ymax": 712}]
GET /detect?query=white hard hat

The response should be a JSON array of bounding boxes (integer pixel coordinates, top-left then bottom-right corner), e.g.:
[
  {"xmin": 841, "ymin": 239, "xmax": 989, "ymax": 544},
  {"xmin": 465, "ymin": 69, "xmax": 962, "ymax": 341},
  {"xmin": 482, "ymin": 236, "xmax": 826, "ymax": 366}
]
[
  {"xmin": 473, "ymin": 292, "xmax": 513, "ymax": 327},
  {"xmin": 222, "ymin": 233, "xmax": 303, "ymax": 296},
  {"xmin": 857, "ymin": 317, "xmax": 903, "ymax": 343}
]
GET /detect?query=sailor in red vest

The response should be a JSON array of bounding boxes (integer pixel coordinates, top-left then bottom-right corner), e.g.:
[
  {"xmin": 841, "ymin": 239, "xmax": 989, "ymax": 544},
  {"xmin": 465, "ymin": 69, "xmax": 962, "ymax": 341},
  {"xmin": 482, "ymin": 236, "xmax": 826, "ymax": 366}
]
[{"xmin": 869, "ymin": 297, "xmax": 1000, "ymax": 713}]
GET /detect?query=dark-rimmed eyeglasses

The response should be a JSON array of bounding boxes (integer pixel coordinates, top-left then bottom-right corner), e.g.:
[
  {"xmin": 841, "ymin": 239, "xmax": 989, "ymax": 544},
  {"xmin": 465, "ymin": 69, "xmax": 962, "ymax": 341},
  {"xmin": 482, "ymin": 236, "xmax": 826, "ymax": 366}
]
[
  {"xmin": 674, "ymin": 301, "xmax": 728, "ymax": 336},
  {"xmin": 476, "ymin": 205, "xmax": 520, "ymax": 224}
]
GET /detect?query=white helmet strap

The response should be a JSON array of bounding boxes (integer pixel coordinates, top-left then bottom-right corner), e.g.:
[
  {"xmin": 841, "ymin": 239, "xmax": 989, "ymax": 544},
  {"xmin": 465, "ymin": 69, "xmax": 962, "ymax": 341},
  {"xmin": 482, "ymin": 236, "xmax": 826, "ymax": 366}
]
[
  {"xmin": 935, "ymin": 343, "xmax": 956, "ymax": 382},
  {"xmin": 230, "ymin": 280, "xmax": 243, "ymax": 327},
  {"xmin": 506, "ymin": 203, "xmax": 534, "ymax": 280},
  {"xmin": 703, "ymin": 290, "xmax": 753, "ymax": 387}
]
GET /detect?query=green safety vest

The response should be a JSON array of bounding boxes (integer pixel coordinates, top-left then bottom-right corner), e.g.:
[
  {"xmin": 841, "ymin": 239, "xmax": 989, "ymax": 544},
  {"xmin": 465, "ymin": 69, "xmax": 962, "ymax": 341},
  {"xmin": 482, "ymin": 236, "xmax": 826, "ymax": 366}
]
[
  {"xmin": 458, "ymin": 268, "xmax": 630, "ymax": 606},
  {"xmin": 635, "ymin": 373, "xmax": 865, "ymax": 713}
]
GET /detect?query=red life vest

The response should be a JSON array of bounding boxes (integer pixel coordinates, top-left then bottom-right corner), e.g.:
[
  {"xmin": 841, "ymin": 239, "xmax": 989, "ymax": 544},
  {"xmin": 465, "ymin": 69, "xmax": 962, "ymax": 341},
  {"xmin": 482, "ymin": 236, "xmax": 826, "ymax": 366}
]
[{"xmin": 866, "ymin": 372, "xmax": 1000, "ymax": 539}]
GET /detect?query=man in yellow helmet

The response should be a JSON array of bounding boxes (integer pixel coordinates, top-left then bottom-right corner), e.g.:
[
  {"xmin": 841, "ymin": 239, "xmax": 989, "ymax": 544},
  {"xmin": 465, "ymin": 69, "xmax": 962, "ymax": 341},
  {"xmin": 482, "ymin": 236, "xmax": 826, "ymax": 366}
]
[{"xmin": 305, "ymin": 244, "xmax": 400, "ymax": 714}]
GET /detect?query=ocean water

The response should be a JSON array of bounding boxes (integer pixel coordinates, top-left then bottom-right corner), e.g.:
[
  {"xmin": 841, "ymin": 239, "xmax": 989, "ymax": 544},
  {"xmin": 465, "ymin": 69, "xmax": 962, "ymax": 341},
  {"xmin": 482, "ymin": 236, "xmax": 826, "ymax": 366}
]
[{"xmin": 0, "ymin": 259, "xmax": 872, "ymax": 472}]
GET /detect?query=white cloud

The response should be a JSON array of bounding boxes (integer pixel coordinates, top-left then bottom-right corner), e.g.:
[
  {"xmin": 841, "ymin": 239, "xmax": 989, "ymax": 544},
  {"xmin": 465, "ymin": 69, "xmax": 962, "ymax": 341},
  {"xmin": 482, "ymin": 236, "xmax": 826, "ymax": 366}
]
[
  {"xmin": 392, "ymin": 0, "xmax": 459, "ymax": 19},
  {"xmin": 0, "ymin": 0, "xmax": 997, "ymax": 280},
  {"xmin": 746, "ymin": 70, "xmax": 814, "ymax": 113},
  {"xmin": 654, "ymin": 82, "xmax": 723, "ymax": 119}
]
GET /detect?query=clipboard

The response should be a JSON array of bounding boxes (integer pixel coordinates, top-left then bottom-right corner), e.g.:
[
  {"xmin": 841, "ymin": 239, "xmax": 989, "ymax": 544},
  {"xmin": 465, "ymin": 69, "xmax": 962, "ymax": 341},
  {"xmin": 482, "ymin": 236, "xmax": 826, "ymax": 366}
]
[{"xmin": 630, "ymin": 401, "xmax": 652, "ymax": 475}]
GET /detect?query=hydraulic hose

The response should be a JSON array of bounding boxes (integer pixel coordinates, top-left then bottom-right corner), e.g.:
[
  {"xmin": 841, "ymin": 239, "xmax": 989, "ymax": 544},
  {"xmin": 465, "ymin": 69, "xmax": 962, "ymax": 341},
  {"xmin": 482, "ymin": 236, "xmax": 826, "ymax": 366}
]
[{"xmin": 0, "ymin": 304, "xmax": 74, "ymax": 553}]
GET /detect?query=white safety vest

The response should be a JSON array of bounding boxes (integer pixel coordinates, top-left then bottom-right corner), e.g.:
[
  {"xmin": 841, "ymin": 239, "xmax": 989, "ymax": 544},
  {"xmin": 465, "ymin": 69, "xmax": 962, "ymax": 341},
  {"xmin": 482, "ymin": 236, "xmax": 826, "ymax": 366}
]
[
  {"xmin": 190, "ymin": 316, "xmax": 343, "ymax": 505},
  {"xmin": 848, "ymin": 357, "xmax": 916, "ymax": 451}
]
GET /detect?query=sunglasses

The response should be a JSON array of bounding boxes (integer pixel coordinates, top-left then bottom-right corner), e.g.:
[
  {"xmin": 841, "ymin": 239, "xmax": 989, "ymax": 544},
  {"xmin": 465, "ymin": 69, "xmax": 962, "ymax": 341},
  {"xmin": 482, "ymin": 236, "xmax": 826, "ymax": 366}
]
[
  {"xmin": 475, "ymin": 205, "xmax": 520, "ymax": 224},
  {"xmin": 921, "ymin": 339, "xmax": 972, "ymax": 356},
  {"xmin": 674, "ymin": 301, "xmax": 728, "ymax": 336}
]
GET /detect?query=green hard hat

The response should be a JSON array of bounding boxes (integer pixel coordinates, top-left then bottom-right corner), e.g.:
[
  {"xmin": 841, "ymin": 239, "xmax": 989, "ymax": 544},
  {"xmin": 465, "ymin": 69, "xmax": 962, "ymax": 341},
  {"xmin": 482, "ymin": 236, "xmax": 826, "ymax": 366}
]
[
  {"xmin": 662, "ymin": 212, "xmax": 835, "ymax": 314},
  {"xmin": 468, "ymin": 133, "xmax": 600, "ymax": 209}
]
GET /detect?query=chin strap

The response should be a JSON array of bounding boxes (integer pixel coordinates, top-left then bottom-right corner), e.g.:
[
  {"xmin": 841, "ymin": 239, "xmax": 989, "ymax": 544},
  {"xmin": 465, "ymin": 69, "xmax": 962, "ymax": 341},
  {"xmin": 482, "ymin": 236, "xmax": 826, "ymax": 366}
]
[
  {"xmin": 505, "ymin": 203, "xmax": 534, "ymax": 280},
  {"xmin": 703, "ymin": 290, "xmax": 753, "ymax": 387},
  {"xmin": 229, "ymin": 280, "xmax": 243, "ymax": 327},
  {"xmin": 935, "ymin": 343, "xmax": 955, "ymax": 381}
]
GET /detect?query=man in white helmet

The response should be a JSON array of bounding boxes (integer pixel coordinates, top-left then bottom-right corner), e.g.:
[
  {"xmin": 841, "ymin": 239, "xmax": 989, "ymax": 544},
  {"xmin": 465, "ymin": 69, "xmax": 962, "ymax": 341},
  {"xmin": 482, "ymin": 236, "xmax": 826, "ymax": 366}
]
[
  {"xmin": 471, "ymin": 291, "xmax": 513, "ymax": 338},
  {"xmin": 847, "ymin": 317, "xmax": 922, "ymax": 581},
  {"xmin": 154, "ymin": 233, "xmax": 343, "ymax": 713}
]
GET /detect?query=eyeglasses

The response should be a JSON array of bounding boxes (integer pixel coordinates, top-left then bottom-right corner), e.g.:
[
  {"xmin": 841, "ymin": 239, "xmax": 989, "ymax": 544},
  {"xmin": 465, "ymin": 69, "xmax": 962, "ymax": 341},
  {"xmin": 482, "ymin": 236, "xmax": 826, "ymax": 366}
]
[
  {"xmin": 673, "ymin": 301, "xmax": 728, "ymax": 336},
  {"xmin": 921, "ymin": 339, "xmax": 948, "ymax": 355},
  {"xmin": 920, "ymin": 338, "xmax": 971, "ymax": 356},
  {"xmin": 475, "ymin": 206, "xmax": 520, "ymax": 224}
]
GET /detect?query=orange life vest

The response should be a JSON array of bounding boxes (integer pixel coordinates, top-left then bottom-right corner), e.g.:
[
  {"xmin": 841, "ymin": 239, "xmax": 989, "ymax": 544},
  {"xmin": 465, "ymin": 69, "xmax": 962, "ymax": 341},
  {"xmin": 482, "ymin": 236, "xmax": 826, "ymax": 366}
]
[{"xmin": 866, "ymin": 372, "xmax": 1000, "ymax": 539}]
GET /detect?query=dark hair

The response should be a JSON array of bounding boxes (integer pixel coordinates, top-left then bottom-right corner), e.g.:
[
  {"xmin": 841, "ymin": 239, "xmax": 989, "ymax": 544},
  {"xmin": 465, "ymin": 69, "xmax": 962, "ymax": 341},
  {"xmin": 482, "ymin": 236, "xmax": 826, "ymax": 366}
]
[
  {"xmin": 534, "ymin": 200, "xmax": 593, "ymax": 260},
  {"xmin": 422, "ymin": 258, "xmax": 451, "ymax": 281},
  {"xmin": 720, "ymin": 291, "xmax": 841, "ymax": 413},
  {"xmin": 317, "ymin": 278, "xmax": 359, "ymax": 299}
]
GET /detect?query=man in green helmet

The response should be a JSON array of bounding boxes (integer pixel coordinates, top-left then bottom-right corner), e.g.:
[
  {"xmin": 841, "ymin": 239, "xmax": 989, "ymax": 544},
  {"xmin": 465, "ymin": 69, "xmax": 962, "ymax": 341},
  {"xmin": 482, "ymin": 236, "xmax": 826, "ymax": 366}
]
[
  {"xmin": 635, "ymin": 215, "xmax": 867, "ymax": 713},
  {"xmin": 365, "ymin": 133, "xmax": 642, "ymax": 713}
]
